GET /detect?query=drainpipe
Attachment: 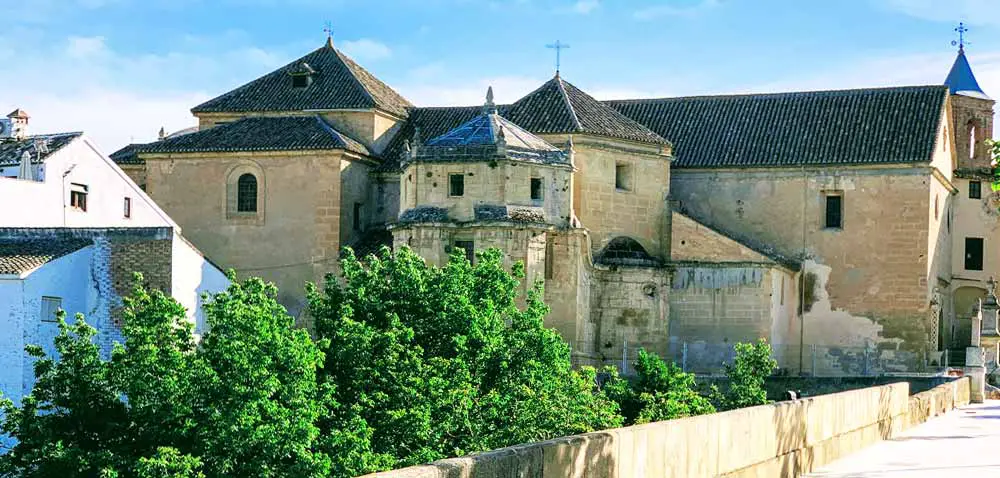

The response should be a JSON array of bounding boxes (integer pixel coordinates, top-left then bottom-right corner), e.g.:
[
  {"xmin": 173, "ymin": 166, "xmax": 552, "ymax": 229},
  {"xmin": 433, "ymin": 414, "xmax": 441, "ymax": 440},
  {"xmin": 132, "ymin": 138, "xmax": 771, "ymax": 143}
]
[
  {"xmin": 61, "ymin": 164, "xmax": 76, "ymax": 226},
  {"xmin": 799, "ymin": 162, "xmax": 807, "ymax": 375}
]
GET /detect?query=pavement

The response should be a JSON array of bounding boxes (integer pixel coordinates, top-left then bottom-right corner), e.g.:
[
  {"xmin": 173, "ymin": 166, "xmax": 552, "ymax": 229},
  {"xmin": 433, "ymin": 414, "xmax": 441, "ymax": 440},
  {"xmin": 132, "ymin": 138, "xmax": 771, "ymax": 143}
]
[{"xmin": 805, "ymin": 401, "xmax": 1000, "ymax": 477}]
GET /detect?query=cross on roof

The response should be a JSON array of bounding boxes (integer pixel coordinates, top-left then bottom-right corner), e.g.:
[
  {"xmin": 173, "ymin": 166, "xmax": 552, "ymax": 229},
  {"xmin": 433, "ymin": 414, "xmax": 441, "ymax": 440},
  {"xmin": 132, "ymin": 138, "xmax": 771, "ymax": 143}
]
[
  {"xmin": 323, "ymin": 21, "xmax": 334, "ymax": 46},
  {"xmin": 953, "ymin": 22, "xmax": 969, "ymax": 50},
  {"xmin": 546, "ymin": 40, "xmax": 570, "ymax": 75}
]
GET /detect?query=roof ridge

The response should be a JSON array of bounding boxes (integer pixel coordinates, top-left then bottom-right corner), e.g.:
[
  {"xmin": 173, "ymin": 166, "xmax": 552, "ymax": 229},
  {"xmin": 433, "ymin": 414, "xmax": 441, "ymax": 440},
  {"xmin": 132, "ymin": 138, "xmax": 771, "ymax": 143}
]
[
  {"xmin": 554, "ymin": 76, "xmax": 583, "ymax": 131},
  {"xmin": 334, "ymin": 49, "xmax": 378, "ymax": 109},
  {"xmin": 606, "ymin": 84, "xmax": 948, "ymax": 104}
]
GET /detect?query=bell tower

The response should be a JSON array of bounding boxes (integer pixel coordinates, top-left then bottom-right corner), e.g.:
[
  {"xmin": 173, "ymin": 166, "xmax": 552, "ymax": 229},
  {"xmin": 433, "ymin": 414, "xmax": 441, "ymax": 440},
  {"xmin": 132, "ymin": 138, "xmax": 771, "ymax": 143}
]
[{"xmin": 945, "ymin": 24, "xmax": 995, "ymax": 170}]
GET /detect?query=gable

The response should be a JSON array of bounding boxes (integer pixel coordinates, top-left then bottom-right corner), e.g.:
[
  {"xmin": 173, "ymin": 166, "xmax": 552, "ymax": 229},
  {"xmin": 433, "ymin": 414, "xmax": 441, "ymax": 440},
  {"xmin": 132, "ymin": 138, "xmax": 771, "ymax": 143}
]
[{"xmin": 672, "ymin": 211, "xmax": 799, "ymax": 271}]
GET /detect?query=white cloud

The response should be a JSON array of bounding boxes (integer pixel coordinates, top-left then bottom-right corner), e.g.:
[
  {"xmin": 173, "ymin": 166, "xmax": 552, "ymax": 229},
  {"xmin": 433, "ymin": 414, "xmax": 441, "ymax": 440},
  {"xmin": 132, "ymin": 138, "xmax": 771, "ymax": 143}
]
[
  {"xmin": 880, "ymin": 0, "xmax": 1000, "ymax": 25},
  {"xmin": 572, "ymin": 0, "xmax": 599, "ymax": 14},
  {"xmin": 0, "ymin": 33, "xmax": 285, "ymax": 152},
  {"xmin": 633, "ymin": 0, "xmax": 719, "ymax": 20},
  {"xmin": 339, "ymin": 39, "xmax": 392, "ymax": 61},
  {"xmin": 66, "ymin": 36, "xmax": 108, "ymax": 59}
]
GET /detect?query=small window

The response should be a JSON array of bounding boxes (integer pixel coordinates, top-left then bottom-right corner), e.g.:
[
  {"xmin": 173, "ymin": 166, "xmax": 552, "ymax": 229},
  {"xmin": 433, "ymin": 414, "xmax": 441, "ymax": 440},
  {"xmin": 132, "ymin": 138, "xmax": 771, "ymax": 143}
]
[
  {"xmin": 449, "ymin": 173, "xmax": 464, "ymax": 197},
  {"xmin": 40, "ymin": 296, "xmax": 62, "ymax": 322},
  {"xmin": 453, "ymin": 240, "xmax": 475, "ymax": 264},
  {"xmin": 70, "ymin": 183, "xmax": 88, "ymax": 212},
  {"xmin": 237, "ymin": 173, "xmax": 257, "ymax": 212},
  {"xmin": 965, "ymin": 237, "xmax": 984, "ymax": 271},
  {"xmin": 615, "ymin": 163, "xmax": 632, "ymax": 191},
  {"xmin": 530, "ymin": 177, "xmax": 543, "ymax": 201},
  {"xmin": 970, "ymin": 181, "xmax": 982, "ymax": 199},
  {"xmin": 291, "ymin": 75, "xmax": 311, "ymax": 88},
  {"xmin": 353, "ymin": 202, "xmax": 363, "ymax": 231},
  {"xmin": 824, "ymin": 193, "xmax": 843, "ymax": 229},
  {"xmin": 934, "ymin": 195, "xmax": 939, "ymax": 220},
  {"xmin": 124, "ymin": 197, "xmax": 132, "ymax": 218}
]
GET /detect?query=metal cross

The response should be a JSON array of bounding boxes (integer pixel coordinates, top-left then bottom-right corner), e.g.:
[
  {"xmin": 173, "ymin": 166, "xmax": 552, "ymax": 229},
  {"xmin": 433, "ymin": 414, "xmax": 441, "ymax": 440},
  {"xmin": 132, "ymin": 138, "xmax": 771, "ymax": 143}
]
[
  {"xmin": 546, "ymin": 40, "xmax": 570, "ymax": 75},
  {"xmin": 323, "ymin": 21, "xmax": 333, "ymax": 41},
  {"xmin": 952, "ymin": 22, "xmax": 969, "ymax": 50}
]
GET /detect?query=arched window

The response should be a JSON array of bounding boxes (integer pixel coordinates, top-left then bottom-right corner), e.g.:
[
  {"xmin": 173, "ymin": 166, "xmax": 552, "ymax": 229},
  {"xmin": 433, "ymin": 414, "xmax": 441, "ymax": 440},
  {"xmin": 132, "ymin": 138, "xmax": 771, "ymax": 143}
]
[
  {"xmin": 969, "ymin": 121, "xmax": 978, "ymax": 160},
  {"xmin": 237, "ymin": 173, "xmax": 257, "ymax": 212}
]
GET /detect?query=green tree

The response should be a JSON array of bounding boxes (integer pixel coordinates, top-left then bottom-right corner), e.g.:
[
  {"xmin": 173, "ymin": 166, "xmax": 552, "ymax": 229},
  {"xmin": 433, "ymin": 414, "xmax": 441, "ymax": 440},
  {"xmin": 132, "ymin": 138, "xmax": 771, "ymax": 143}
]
[
  {"xmin": 1, "ymin": 275, "xmax": 333, "ymax": 478},
  {"xmin": 0, "ymin": 314, "xmax": 129, "ymax": 477},
  {"xmin": 989, "ymin": 139, "xmax": 1000, "ymax": 191},
  {"xmin": 308, "ymin": 246, "xmax": 622, "ymax": 473},
  {"xmin": 721, "ymin": 339, "xmax": 777, "ymax": 410},
  {"xmin": 602, "ymin": 349, "xmax": 715, "ymax": 425}
]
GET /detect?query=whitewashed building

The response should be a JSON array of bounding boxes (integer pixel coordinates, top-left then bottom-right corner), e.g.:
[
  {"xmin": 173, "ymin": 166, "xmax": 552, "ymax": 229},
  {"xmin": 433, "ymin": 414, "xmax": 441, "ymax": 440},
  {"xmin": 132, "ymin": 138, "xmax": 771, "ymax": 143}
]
[{"xmin": 0, "ymin": 110, "xmax": 229, "ymax": 412}]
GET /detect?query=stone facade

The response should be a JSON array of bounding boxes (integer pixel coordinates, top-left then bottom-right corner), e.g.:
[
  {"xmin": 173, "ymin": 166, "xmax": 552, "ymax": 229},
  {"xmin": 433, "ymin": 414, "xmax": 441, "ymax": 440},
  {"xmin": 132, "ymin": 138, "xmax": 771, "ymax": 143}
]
[
  {"xmin": 140, "ymin": 149, "xmax": 372, "ymax": 316},
  {"xmin": 117, "ymin": 40, "xmax": 999, "ymax": 376}
]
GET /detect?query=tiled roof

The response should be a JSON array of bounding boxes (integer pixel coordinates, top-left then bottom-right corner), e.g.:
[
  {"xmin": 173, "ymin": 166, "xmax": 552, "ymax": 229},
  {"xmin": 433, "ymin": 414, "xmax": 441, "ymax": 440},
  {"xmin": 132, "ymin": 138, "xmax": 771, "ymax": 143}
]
[
  {"xmin": 607, "ymin": 85, "xmax": 948, "ymax": 169},
  {"xmin": 382, "ymin": 106, "xmax": 483, "ymax": 170},
  {"xmin": 474, "ymin": 205, "xmax": 546, "ymax": 223},
  {"xmin": 0, "ymin": 238, "xmax": 91, "ymax": 275},
  {"xmin": 398, "ymin": 206, "xmax": 449, "ymax": 224},
  {"xmin": 110, "ymin": 143, "xmax": 143, "ymax": 165},
  {"xmin": 505, "ymin": 76, "xmax": 668, "ymax": 146},
  {"xmin": 191, "ymin": 41, "xmax": 412, "ymax": 117},
  {"xmin": 415, "ymin": 100, "xmax": 569, "ymax": 166},
  {"xmin": 0, "ymin": 132, "xmax": 81, "ymax": 167},
  {"xmin": 135, "ymin": 116, "xmax": 370, "ymax": 156}
]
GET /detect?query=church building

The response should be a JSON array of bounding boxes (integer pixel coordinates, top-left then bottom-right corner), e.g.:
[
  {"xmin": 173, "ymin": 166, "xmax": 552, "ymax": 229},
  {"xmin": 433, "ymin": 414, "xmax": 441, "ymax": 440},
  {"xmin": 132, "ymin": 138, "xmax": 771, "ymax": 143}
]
[{"xmin": 112, "ymin": 37, "xmax": 997, "ymax": 375}]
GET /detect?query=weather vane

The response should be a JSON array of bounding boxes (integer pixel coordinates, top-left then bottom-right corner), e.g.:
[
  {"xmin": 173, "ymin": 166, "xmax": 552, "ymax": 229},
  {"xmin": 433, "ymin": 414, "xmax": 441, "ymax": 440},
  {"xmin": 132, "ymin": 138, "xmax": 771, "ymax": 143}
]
[
  {"xmin": 952, "ymin": 22, "xmax": 969, "ymax": 50},
  {"xmin": 324, "ymin": 21, "xmax": 333, "ymax": 41},
  {"xmin": 546, "ymin": 40, "xmax": 570, "ymax": 75}
]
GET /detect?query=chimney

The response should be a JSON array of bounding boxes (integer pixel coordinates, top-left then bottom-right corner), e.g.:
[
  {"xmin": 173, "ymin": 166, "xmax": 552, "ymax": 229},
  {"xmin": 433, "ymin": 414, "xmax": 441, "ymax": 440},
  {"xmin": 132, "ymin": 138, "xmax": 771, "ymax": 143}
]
[{"xmin": 7, "ymin": 108, "xmax": 29, "ymax": 140}]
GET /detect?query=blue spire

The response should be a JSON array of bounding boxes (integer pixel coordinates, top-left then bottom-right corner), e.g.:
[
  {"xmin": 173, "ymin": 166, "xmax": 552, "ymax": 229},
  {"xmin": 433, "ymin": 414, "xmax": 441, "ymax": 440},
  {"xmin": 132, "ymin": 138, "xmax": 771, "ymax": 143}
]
[{"xmin": 944, "ymin": 46, "xmax": 990, "ymax": 99}]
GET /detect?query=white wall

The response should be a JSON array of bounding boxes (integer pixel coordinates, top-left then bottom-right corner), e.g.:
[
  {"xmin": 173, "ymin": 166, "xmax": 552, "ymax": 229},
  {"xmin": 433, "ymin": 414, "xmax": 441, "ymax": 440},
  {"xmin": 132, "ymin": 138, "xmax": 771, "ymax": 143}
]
[
  {"xmin": 0, "ymin": 246, "xmax": 94, "ymax": 408},
  {"xmin": 171, "ymin": 233, "xmax": 230, "ymax": 333},
  {"xmin": 0, "ymin": 136, "xmax": 175, "ymax": 228}
]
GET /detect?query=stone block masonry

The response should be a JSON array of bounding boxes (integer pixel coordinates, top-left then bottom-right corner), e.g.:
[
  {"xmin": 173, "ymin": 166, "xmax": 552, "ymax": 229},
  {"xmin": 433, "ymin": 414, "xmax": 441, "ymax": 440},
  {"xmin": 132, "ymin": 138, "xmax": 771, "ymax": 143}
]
[{"xmin": 360, "ymin": 378, "xmax": 970, "ymax": 478}]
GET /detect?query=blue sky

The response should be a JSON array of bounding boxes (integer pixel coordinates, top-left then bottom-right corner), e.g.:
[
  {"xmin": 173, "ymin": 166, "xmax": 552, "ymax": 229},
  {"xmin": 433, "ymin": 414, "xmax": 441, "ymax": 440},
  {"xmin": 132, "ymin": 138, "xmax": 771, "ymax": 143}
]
[{"xmin": 2, "ymin": 0, "xmax": 998, "ymax": 151}]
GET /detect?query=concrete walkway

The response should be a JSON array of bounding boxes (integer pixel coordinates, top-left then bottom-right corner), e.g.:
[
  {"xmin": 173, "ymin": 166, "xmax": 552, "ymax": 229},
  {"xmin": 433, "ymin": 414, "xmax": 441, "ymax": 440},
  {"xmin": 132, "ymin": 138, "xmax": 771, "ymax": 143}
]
[{"xmin": 805, "ymin": 401, "xmax": 1000, "ymax": 477}]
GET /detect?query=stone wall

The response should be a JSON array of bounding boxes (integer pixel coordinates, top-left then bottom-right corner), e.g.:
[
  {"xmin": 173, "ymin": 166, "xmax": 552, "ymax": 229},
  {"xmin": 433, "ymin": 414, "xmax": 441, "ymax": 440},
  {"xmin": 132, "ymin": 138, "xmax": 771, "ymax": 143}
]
[
  {"xmin": 588, "ymin": 266, "xmax": 670, "ymax": 369},
  {"xmin": 539, "ymin": 134, "xmax": 671, "ymax": 260},
  {"xmin": 143, "ymin": 150, "xmax": 346, "ymax": 316},
  {"xmin": 400, "ymin": 160, "xmax": 572, "ymax": 226},
  {"xmin": 360, "ymin": 378, "xmax": 971, "ymax": 478},
  {"xmin": 672, "ymin": 166, "xmax": 937, "ymax": 365}
]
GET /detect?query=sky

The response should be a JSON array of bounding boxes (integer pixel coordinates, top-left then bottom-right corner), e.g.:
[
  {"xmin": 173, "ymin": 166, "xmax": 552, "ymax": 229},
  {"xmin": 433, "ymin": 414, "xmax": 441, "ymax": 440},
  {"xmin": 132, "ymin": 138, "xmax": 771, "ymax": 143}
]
[{"xmin": 1, "ymin": 0, "xmax": 999, "ymax": 153}]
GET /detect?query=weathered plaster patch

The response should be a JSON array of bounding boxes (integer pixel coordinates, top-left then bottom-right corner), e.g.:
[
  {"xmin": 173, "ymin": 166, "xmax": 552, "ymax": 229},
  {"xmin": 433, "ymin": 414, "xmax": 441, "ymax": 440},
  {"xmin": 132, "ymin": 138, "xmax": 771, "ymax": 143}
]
[{"xmin": 802, "ymin": 260, "xmax": 898, "ymax": 348}]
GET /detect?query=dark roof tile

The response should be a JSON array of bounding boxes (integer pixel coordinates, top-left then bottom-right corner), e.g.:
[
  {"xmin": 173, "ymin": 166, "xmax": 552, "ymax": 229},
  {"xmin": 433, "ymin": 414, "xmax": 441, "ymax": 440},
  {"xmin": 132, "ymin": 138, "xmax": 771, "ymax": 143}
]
[
  {"xmin": 0, "ymin": 238, "xmax": 91, "ymax": 275},
  {"xmin": 607, "ymin": 85, "xmax": 948, "ymax": 168},
  {"xmin": 191, "ymin": 42, "xmax": 412, "ymax": 117},
  {"xmin": 0, "ymin": 133, "xmax": 82, "ymax": 167},
  {"xmin": 135, "ymin": 116, "xmax": 369, "ymax": 156},
  {"xmin": 506, "ymin": 76, "xmax": 669, "ymax": 145}
]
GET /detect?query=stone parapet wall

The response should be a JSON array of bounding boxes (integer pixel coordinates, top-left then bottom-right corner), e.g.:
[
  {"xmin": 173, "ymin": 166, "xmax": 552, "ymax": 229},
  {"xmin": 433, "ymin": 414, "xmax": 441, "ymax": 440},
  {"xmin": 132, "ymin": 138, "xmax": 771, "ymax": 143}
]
[{"xmin": 360, "ymin": 378, "xmax": 970, "ymax": 478}]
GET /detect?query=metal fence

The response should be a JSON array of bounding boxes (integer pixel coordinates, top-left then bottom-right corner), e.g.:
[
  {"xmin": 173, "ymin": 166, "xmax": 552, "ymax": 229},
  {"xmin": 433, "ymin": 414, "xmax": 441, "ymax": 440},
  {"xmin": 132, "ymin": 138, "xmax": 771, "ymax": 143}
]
[{"xmin": 608, "ymin": 340, "xmax": 937, "ymax": 377}]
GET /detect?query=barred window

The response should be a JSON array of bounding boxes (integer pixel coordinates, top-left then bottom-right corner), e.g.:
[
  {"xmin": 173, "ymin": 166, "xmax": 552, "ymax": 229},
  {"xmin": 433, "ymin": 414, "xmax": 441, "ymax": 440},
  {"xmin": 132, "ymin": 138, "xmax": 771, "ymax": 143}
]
[{"xmin": 237, "ymin": 173, "xmax": 257, "ymax": 212}]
